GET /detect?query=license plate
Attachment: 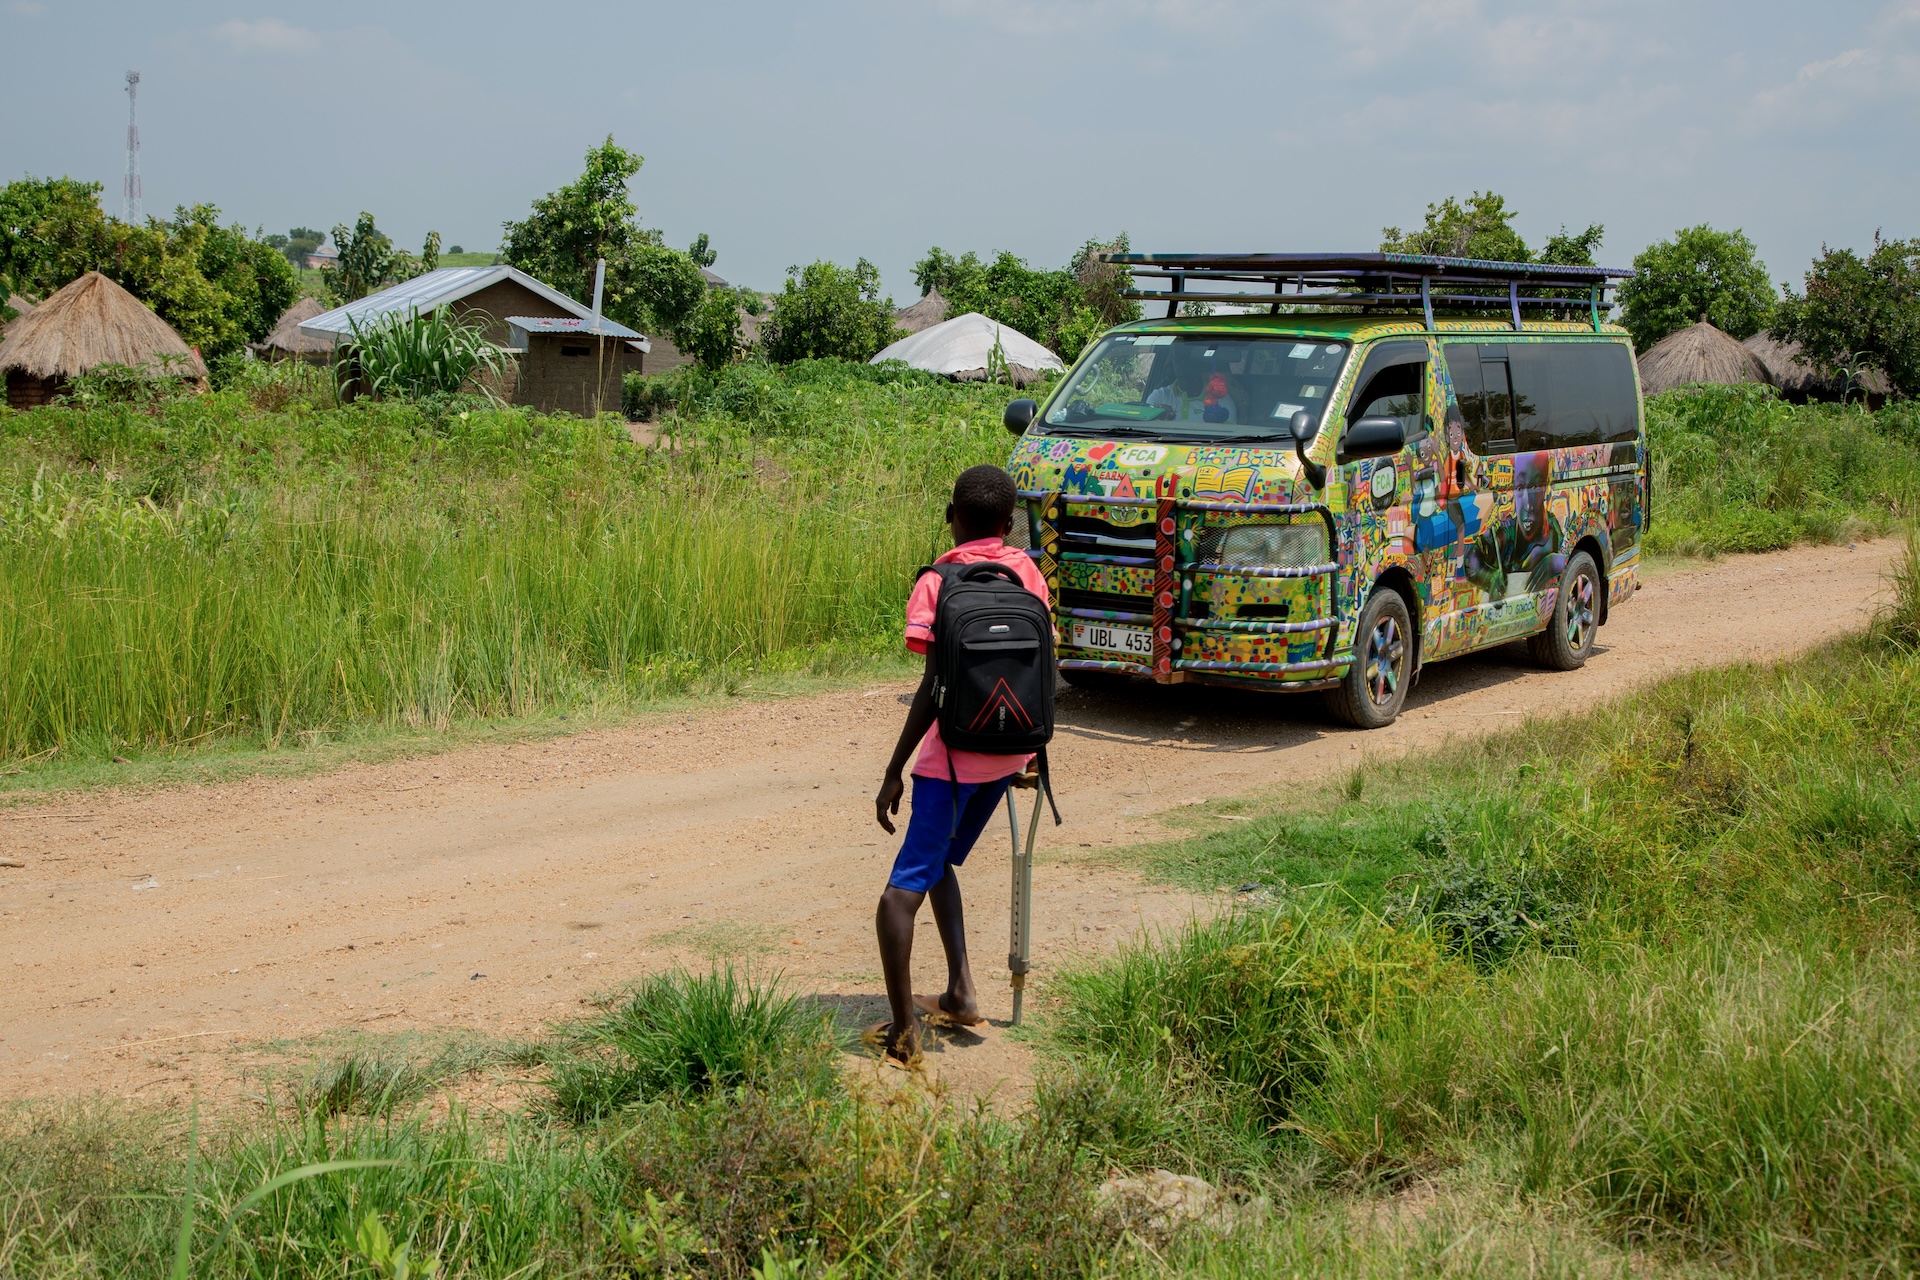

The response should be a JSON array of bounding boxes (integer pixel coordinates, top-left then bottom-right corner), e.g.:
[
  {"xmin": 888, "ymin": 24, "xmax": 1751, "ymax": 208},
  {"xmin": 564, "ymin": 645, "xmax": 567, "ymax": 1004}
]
[{"xmin": 1071, "ymin": 622, "xmax": 1154, "ymax": 657}]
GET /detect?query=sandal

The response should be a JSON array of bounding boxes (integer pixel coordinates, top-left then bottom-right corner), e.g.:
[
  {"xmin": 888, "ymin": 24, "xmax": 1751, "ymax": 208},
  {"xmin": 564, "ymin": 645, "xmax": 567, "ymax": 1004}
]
[
  {"xmin": 913, "ymin": 993, "xmax": 985, "ymax": 1028},
  {"xmin": 861, "ymin": 1021, "xmax": 922, "ymax": 1070}
]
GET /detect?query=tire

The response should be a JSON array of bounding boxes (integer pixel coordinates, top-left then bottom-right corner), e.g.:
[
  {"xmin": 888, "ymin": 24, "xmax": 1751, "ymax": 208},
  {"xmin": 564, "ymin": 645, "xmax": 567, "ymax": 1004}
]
[
  {"xmin": 1326, "ymin": 588, "xmax": 1414, "ymax": 729},
  {"xmin": 1059, "ymin": 666, "xmax": 1134, "ymax": 693},
  {"xmin": 1527, "ymin": 551, "xmax": 1601, "ymax": 670}
]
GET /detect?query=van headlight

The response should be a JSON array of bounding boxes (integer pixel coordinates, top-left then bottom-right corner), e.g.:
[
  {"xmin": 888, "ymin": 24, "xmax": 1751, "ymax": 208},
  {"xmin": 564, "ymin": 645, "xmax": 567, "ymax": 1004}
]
[{"xmin": 1216, "ymin": 524, "xmax": 1327, "ymax": 570}]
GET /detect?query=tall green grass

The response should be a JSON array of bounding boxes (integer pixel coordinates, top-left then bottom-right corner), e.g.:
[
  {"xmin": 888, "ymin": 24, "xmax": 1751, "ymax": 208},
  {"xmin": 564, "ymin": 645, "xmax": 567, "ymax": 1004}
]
[
  {"xmin": 1042, "ymin": 535, "xmax": 1920, "ymax": 1272},
  {"xmin": 1645, "ymin": 384, "xmax": 1920, "ymax": 554},
  {"xmin": 0, "ymin": 361, "xmax": 1009, "ymax": 760}
]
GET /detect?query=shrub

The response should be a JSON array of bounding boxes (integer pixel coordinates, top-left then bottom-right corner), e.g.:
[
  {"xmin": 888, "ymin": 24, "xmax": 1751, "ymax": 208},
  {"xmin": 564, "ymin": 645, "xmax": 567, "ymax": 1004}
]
[{"xmin": 762, "ymin": 259, "xmax": 899, "ymax": 364}]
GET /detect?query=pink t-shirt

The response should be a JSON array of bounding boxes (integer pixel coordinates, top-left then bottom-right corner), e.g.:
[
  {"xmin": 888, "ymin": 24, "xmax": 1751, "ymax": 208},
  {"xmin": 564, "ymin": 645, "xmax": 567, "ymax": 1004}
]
[{"xmin": 906, "ymin": 537, "xmax": 1052, "ymax": 784}]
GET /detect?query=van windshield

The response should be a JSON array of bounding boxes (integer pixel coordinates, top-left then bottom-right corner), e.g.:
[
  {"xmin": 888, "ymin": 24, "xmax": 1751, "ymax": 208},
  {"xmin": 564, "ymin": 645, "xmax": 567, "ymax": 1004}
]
[{"xmin": 1041, "ymin": 333, "xmax": 1350, "ymax": 441}]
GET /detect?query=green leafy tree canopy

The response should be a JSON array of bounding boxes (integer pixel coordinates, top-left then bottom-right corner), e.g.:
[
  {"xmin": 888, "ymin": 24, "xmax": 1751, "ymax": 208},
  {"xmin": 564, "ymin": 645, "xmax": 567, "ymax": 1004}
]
[
  {"xmin": 1616, "ymin": 224, "xmax": 1775, "ymax": 349},
  {"xmin": 500, "ymin": 137, "xmax": 708, "ymax": 339},
  {"xmin": 762, "ymin": 259, "xmax": 898, "ymax": 364},
  {"xmin": 1776, "ymin": 233, "xmax": 1920, "ymax": 399},
  {"xmin": 911, "ymin": 232, "xmax": 1138, "ymax": 359},
  {"xmin": 0, "ymin": 178, "xmax": 295, "ymax": 359}
]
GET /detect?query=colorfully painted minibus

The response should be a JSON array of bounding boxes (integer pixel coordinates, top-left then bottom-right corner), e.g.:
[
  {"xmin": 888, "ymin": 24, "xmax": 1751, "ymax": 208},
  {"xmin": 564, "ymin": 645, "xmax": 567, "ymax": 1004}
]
[{"xmin": 1000, "ymin": 253, "xmax": 1644, "ymax": 728}]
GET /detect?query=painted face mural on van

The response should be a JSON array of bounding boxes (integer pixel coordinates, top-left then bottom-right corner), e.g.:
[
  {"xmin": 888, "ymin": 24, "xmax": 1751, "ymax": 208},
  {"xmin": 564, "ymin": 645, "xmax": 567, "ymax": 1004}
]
[{"xmin": 1006, "ymin": 320, "xmax": 1643, "ymax": 683}]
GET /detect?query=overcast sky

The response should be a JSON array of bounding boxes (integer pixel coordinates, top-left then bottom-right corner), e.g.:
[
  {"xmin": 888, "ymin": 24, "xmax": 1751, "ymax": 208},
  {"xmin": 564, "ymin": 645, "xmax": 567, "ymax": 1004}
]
[{"xmin": 3, "ymin": 0, "xmax": 1916, "ymax": 302}]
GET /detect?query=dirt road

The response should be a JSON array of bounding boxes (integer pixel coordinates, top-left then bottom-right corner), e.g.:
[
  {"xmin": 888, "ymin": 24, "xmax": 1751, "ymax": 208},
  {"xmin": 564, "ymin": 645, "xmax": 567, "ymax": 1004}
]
[{"xmin": 0, "ymin": 540, "xmax": 1898, "ymax": 1107}]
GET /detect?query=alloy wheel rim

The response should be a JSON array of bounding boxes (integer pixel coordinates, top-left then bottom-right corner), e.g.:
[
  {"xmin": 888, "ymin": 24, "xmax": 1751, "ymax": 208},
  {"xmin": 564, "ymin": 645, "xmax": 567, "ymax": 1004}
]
[
  {"xmin": 1567, "ymin": 572, "xmax": 1596, "ymax": 650},
  {"xmin": 1367, "ymin": 615, "xmax": 1404, "ymax": 705}
]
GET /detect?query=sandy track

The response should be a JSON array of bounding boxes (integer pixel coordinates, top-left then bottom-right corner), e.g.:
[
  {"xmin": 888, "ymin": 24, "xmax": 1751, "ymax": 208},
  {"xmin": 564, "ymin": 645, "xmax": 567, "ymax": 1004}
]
[{"xmin": 0, "ymin": 539, "xmax": 1898, "ymax": 1106}]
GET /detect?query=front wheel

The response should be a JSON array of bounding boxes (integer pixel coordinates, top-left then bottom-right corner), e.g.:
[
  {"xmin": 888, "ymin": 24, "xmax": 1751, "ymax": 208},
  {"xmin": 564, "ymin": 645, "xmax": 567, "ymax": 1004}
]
[
  {"xmin": 1326, "ymin": 589, "xmax": 1414, "ymax": 729},
  {"xmin": 1059, "ymin": 666, "xmax": 1135, "ymax": 693},
  {"xmin": 1527, "ymin": 551, "xmax": 1601, "ymax": 670}
]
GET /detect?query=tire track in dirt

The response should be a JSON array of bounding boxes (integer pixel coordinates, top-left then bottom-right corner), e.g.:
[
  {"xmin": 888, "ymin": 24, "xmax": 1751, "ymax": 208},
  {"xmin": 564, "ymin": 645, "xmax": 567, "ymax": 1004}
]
[{"xmin": 0, "ymin": 539, "xmax": 1898, "ymax": 1107}]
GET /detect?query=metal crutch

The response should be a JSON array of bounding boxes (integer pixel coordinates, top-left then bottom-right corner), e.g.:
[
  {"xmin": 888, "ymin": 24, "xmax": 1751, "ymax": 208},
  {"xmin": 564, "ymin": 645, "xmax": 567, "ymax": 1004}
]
[{"xmin": 1005, "ymin": 771, "xmax": 1045, "ymax": 1026}]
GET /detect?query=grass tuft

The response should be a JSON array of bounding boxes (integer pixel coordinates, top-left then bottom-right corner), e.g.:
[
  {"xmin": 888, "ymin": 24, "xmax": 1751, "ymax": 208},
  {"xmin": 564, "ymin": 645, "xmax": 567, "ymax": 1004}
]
[{"xmin": 548, "ymin": 968, "xmax": 836, "ymax": 1122}]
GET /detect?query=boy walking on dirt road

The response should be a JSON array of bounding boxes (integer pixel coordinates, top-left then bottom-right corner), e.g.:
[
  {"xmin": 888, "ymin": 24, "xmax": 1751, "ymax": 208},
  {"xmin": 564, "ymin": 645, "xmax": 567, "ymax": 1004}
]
[{"xmin": 871, "ymin": 465, "xmax": 1050, "ymax": 1067}]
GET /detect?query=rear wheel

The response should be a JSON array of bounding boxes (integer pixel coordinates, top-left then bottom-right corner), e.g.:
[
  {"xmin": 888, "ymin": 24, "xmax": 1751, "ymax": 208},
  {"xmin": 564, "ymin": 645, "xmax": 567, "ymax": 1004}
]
[
  {"xmin": 1527, "ymin": 551, "xmax": 1601, "ymax": 670},
  {"xmin": 1326, "ymin": 588, "xmax": 1413, "ymax": 729}
]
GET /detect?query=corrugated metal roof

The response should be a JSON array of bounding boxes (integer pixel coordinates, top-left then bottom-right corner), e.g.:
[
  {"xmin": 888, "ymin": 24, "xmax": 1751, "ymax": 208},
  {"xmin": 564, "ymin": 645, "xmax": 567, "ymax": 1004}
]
[
  {"xmin": 506, "ymin": 314, "xmax": 642, "ymax": 339},
  {"xmin": 297, "ymin": 265, "xmax": 639, "ymax": 340}
]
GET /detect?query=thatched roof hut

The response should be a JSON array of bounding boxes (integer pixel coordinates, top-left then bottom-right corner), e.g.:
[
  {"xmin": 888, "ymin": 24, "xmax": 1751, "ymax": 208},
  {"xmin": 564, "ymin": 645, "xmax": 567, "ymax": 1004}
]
[
  {"xmin": 0, "ymin": 272, "xmax": 205, "ymax": 408},
  {"xmin": 894, "ymin": 289, "xmax": 949, "ymax": 336},
  {"xmin": 253, "ymin": 295, "xmax": 331, "ymax": 361},
  {"xmin": 1743, "ymin": 331, "xmax": 1890, "ymax": 405},
  {"xmin": 1635, "ymin": 321, "xmax": 1769, "ymax": 397}
]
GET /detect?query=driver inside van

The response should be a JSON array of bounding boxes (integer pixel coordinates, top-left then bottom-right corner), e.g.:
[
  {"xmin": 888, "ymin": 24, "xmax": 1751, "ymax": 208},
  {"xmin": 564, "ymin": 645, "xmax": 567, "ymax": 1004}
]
[{"xmin": 1147, "ymin": 344, "xmax": 1238, "ymax": 423}]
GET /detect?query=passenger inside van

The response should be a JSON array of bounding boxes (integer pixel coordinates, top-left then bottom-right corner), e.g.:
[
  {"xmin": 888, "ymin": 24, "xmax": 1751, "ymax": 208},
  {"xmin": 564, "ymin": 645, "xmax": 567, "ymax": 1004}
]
[{"xmin": 1146, "ymin": 343, "xmax": 1240, "ymax": 423}]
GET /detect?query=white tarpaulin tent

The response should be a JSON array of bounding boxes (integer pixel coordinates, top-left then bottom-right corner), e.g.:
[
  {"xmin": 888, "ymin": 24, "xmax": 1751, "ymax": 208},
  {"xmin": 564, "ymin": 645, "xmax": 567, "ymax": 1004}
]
[{"xmin": 871, "ymin": 312, "xmax": 1063, "ymax": 386}]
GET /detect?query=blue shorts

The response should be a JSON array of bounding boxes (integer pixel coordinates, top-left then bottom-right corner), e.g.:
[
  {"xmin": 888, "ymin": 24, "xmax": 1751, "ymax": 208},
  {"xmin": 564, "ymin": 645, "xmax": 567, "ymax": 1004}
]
[{"xmin": 887, "ymin": 774, "xmax": 1015, "ymax": 894}]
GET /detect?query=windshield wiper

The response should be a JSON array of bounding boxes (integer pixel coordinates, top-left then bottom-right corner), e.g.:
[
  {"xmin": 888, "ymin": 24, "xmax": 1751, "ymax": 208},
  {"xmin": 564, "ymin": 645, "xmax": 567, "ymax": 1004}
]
[{"xmin": 1037, "ymin": 423, "xmax": 1168, "ymax": 440}]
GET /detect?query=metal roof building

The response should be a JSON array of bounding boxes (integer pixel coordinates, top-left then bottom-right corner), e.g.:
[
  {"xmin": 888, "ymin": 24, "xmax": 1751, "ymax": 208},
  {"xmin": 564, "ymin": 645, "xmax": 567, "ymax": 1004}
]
[
  {"xmin": 299, "ymin": 265, "xmax": 653, "ymax": 417},
  {"xmin": 298, "ymin": 265, "xmax": 635, "ymax": 342}
]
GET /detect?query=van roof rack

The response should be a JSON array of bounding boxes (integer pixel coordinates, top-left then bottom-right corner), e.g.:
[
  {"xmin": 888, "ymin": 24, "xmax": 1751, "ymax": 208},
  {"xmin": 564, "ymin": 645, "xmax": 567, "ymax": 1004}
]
[{"xmin": 1097, "ymin": 251, "xmax": 1635, "ymax": 331}]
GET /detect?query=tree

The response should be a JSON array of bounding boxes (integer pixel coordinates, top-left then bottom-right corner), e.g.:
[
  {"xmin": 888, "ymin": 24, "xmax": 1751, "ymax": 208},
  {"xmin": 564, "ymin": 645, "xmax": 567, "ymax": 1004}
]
[
  {"xmin": 669, "ymin": 287, "xmax": 746, "ymax": 371},
  {"xmin": 322, "ymin": 213, "xmax": 437, "ymax": 305},
  {"xmin": 686, "ymin": 233, "xmax": 716, "ymax": 270},
  {"xmin": 1615, "ymin": 225, "xmax": 1774, "ymax": 350},
  {"xmin": 0, "ymin": 176, "xmax": 114, "ymax": 297},
  {"xmin": 500, "ymin": 136, "xmax": 708, "ymax": 337},
  {"xmin": 0, "ymin": 179, "xmax": 296, "ymax": 358},
  {"xmin": 761, "ymin": 259, "xmax": 898, "ymax": 363},
  {"xmin": 280, "ymin": 226, "xmax": 325, "ymax": 266},
  {"xmin": 1382, "ymin": 192, "xmax": 1533, "ymax": 262},
  {"xmin": 910, "ymin": 232, "xmax": 1138, "ymax": 358},
  {"xmin": 1775, "ymin": 233, "xmax": 1920, "ymax": 399}
]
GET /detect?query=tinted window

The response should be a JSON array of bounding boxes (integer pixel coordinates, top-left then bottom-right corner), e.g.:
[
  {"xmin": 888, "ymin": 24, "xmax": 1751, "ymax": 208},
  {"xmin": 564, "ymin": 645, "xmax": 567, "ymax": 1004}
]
[
  {"xmin": 1551, "ymin": 342, "xmax": 1640, "ymax": 445},
  {"xmin": 1444, "ymin": 343, "xmax": 1516, "ymax": 454},
  {"xmin": 1510, "ymin": 344, "xmax": 1552, "ymax": 451}
]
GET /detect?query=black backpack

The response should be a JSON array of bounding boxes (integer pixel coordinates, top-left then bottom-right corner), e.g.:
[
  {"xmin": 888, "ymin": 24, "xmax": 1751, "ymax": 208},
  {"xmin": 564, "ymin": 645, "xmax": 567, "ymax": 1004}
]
[{"xmin": 920, "ymin": 561, "xmax": 1061, "ymax": 824}]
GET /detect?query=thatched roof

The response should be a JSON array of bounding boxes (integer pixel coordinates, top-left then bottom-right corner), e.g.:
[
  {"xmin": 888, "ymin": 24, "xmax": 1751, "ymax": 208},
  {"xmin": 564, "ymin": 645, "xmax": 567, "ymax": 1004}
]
[
  {"xmin": 1, "ymin": 294, "xmax": 32, "ymax": 336},
  {"xmin": 0, "ymin": 272, "xmax": 205, "ymax": 381},
  {"xmin": 1743, "ymin": 331, "xmax": 1890, "ymax": 399},
  {"xmin": 894, "ymin": 288, "xmax": 949, "ymax": 335},
  {"xmin": 1636, "ymin": 321, "xmax": 1768, "ymax": 396},
  {"xmin": 254, "ymin": 295, "xmax": 331, "ymax": 356}
]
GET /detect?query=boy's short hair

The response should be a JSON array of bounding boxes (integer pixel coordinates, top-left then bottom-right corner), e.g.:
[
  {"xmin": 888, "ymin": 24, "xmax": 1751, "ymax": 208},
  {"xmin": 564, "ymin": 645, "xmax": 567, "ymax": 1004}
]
[{"xmin": 950, "ymin": 465, "xmax": 1017, "ymax": 538}]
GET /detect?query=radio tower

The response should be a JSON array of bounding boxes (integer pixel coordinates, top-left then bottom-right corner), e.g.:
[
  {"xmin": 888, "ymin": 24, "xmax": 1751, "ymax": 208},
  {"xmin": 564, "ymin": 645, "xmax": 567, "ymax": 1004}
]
[{"xmin": 122, "ymin": 70, "xmax": 142, "ymax": 224}]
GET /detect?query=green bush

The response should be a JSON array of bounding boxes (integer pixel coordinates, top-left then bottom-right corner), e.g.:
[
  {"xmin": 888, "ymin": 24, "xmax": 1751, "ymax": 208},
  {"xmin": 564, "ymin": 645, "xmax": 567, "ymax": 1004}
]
[{"xmin": 761, "ymin": 259, "xmax": 899, "ymax": 363}]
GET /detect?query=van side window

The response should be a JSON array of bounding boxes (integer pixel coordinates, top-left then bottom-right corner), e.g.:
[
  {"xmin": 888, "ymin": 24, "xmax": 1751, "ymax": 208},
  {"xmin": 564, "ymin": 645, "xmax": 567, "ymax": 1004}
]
[
  {"xmin": 1444, "ymin": 343, "xmax": 1516, "ymax": 454},
  {"xmin": 1539, "ymin": 342, "xmax": 1640, "ymax": 446},
  {"xmin": 1348, "ymin": 341, "xmax": 1428, "ymax": 442},
  {"xmin": 1509, "ymin": 345, "xmax": 1552, "ymax": 451}
]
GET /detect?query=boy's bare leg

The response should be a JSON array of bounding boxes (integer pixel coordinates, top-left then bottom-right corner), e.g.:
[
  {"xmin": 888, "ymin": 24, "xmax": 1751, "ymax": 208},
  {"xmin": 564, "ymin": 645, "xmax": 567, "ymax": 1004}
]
[
  {"xmin": 875, "ymin": 885, "xmax": 925, "ymax": 1060},
  {"xmin": 926, "ymin": 866, "xmax": 979, "ymax": 1021}
]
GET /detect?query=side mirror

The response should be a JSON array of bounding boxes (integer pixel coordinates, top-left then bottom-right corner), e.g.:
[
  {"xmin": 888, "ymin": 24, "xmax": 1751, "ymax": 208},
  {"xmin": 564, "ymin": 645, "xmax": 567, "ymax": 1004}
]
[
  {"xmin": 1288, "ymin": 410, "xmax": 1326, "ymax": 489},
  {"xmin": 1004, "ymin": 398, "xmax": 1038, "ymax": 435},
  {"xmin": 1339, "ymin": 415, "xmax": 1407, "ymax": 463}
]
